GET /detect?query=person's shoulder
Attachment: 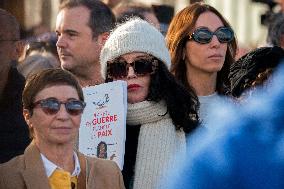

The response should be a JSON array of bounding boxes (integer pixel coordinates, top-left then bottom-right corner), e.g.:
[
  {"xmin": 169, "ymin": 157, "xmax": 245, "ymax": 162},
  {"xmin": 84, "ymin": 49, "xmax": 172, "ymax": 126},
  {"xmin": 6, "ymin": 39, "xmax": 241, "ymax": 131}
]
[
  {"xmin": 10, "ymin": 66, "xmax": 25, "ymax": 83},
  {"xmin": 6, "ymin": 67, "xmax": 26, "ymax": 93},
  {"xmin": 77, "ymin": 150, "xmax": 119, "ymax": 170},
  {"xmin": 84, "ymin": 156, "xmax": 125, "ymax": 188},
  {"xmin": 86, "ymin": 156, "xmax": 120, "ymax": 171},
  {"xmin": 0, "ymin": 155, "xmax": 25, "ymax": 185},
  {"xmin": 0, "ymin": 154, "xmax": 25, "ymax": 171}
]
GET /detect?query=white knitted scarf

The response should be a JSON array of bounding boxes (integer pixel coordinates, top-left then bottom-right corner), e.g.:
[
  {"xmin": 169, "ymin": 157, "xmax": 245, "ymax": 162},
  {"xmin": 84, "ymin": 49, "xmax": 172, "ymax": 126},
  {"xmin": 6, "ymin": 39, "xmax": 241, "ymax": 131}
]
[{"xmin": 127, "ymin": 100, "xmax": 186, "ymax": 189}]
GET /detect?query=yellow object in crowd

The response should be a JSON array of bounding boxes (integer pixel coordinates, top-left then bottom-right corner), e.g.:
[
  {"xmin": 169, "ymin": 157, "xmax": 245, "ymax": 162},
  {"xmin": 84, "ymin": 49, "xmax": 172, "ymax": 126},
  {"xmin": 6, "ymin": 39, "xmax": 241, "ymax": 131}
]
[{"xmin": 49, "ymin": 169, "xmax": 78, "ymax": 189}]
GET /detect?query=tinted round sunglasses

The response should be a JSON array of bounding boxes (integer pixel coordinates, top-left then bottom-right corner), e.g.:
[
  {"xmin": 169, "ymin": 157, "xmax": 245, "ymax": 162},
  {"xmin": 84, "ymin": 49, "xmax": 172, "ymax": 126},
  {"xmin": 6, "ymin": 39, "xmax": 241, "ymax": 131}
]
[
  {"xmin": 32, "ymin": 98, "xmax": 86, "ymax": 116},
  {"xmin": 107, "ymin": 56, "xmax": 158, "ymax": 79},
  {"xmin": 188, "ymin": 27, "xmax": 234, "ymax": 44}
]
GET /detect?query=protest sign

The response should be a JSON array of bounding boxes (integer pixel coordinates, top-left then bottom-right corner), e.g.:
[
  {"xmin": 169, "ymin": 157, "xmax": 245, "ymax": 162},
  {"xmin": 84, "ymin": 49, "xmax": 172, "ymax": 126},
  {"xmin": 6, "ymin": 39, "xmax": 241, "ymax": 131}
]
[{"xmin": 79, "ymin": 80, "xmax": 127, "ymax": 170}]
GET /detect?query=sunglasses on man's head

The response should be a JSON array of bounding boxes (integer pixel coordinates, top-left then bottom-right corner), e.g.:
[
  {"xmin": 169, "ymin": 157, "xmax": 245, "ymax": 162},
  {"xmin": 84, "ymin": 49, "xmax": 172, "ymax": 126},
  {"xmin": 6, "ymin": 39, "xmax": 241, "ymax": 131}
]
[
  {"xmin": 188, "ymin": 27, "xmax": 234, "ymax": 44},
  {"xmin": 32, "ymin": 98, "xmax": 86, "ymax": 116},
  {"xmin": 107, "ymin": 57, "xmax": 158, "ymax": 79}
]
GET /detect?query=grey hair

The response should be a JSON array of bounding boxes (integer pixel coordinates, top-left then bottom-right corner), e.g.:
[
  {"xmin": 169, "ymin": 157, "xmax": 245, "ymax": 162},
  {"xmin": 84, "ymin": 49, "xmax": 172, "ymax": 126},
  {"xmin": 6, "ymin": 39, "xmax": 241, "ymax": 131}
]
[{"xmin": 18, "ymin": 52, "xmax": 60, "ymax": 78}]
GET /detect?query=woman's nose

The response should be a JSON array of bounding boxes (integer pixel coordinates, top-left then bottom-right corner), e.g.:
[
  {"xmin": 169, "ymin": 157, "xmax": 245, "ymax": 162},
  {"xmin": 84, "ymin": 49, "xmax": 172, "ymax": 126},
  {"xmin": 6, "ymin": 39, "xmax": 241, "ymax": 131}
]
[
  {"xmin": 210, "ymin": 35, "xmax": 221, "ymax": 48},
  {"xmin": 127, "ymin": 66, "xmax": 137, "ymax": 79},
  {"xmin": 55, "ymin": 104, "xmax": 70, "ymax": 119}
]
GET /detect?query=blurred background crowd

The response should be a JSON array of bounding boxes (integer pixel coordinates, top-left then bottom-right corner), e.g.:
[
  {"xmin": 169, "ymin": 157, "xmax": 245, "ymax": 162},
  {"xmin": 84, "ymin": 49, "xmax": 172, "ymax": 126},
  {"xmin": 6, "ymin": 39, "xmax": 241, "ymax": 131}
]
[
  {"xmin": 1, "ymin": 0, "xmax": 284, "ymax": 49},
  {"xmin": 1, "ymin": 0, "xmax": 284, "ymax": 188}
]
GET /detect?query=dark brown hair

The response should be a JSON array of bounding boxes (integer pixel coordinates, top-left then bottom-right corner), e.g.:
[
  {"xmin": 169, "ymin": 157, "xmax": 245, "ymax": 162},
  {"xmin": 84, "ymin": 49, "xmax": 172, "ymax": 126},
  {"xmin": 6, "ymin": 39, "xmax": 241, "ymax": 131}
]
[
  {"xmin": 166, "ymin": 2, "xmax": 237, "ymax": 94},
  {"xmin": 59, "ymin": 0, "xmax": 115, "ymax": 38},
  {"xmin": 23, "ymin": 68, "xmax": 84, "ymax": 113}
]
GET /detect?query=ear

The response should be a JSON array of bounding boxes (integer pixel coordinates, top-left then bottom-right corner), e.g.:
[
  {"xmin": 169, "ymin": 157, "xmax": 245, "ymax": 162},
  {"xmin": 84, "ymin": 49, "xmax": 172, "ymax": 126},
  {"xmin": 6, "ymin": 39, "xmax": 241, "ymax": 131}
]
[
  {"xmin": 23, "ymin": 109, "xmax": 32, "ymax": 126},
  {"xmin": 12, "ymin": 40, "xmax": 25, "ymax": 60},
  {"xmin": 97, "ymin": 32, "xmax": 110, "ymax": 47}
]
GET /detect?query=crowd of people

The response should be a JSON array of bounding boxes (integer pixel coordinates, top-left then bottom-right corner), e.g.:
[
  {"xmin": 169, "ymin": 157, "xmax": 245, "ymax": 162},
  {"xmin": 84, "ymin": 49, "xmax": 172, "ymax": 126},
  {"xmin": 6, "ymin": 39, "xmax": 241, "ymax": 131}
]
[{"xmin": 1, "ymin": 0, "xmax": 284, "ymax": 189}]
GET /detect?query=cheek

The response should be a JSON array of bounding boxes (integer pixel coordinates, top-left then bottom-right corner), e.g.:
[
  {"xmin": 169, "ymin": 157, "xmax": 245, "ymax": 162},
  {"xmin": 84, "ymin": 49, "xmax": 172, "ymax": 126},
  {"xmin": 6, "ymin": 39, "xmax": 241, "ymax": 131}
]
[
  {"xmin": 127, "ymin": 76, "xmax": 151, "ymax": 103},
  {"xmin": 73, "ymin": 116, "xmax": 82, "ymax": 128},
  {"xmin": 82, "ymin": 43, "xmax": 101, "ymax": 60},
  {"xmin": 88, "ymin": 39, "xmax": 101, "ymax": 52},
  {"xmin": 186, "ymin": 45, "xmax": 204, "ymax": 63},
  {"xmin": 186, "ymin": 43, "xmax": 200, "ymax": 56},
  {"xmin": 140, "ymin": 85, "xmax": 149, "ymax": 99},
  {"xmin": 141, "ymin": 76, "xmax": 151, "ymax": 90},
  {"xmin": 140, "ymin": 77, "xmax": 151, "ymax": 99},
  {"xmin": 144, "ymin": 79, "xmax": 150, "ymax": 93},
  {"xmin": 222, "ymin": 44, "xmax": 228, "ymax": 53},
  {"xmin": 28, "ymin": 110, "xmax": 53, "ymax": 130},
  {"xmin": 29, "ymin": 117, "xmax": 49, "ymax": 137}
]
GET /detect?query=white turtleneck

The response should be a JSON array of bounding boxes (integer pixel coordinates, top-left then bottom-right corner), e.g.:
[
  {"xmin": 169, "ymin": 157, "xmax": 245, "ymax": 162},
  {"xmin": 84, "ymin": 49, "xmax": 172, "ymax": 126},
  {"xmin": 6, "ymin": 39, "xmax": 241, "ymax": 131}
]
[{"xmin": 198, "ymin": 92, "xmax": 221, "ymax": 127}]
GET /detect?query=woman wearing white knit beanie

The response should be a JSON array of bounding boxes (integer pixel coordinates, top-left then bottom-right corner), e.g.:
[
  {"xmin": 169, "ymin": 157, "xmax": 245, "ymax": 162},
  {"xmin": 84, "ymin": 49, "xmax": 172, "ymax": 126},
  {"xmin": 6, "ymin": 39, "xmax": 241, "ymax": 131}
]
[{"xmin": 100, "ymin": 18, "xmax": 200, "ymax": 189}]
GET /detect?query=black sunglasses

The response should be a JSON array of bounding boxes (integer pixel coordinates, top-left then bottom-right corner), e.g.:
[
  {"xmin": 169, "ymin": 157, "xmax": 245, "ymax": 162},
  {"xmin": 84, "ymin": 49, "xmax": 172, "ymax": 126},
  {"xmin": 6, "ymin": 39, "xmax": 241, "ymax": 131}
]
[
  {"xmin": 188, "ymin": 27, "xmax": 234, "ymax": 44},
  {"xmin": 107, "ymin": 57, "xmax": 158, "ymax": 79},
  {"xmin": 32, "ymin": 98, "xmax": 86, "ymax": 116}
]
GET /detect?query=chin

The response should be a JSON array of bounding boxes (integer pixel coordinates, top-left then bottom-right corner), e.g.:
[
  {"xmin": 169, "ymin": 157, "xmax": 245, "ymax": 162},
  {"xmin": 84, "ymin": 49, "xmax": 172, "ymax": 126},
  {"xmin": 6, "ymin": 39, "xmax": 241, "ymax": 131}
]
[
  {"xmin": 128, "ymin": 100, "xmax": 140, "ymax": 104},
  {"xmin": 61, "ymin": 59, "xmax": 75, "ymax": 67},
  {"xmin": 212, "ymin": 67, "xmax": 223, "ymax": 72},
  {"xmin": 207, "ymin": 64, "xmax": 224, "ymax": 72},
  {"xmin": 128, "ymin": 92, "xmax": 147, "ymax": 104},
  {"xmin": 128, "ymin": 97, "xmax": 145, "ymax": 104},
  {"xmin": 51, "ymin": 135, "xmax": 74, "ymax": 144},
  {"xmin": 61, "ymin": 62, "xmax": 72, "ymax": 69}
]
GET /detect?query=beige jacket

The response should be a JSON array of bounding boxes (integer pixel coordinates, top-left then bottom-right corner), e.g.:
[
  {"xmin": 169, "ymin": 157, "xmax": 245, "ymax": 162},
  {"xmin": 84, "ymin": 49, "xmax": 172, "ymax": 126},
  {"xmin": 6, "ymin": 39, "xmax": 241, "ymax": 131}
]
[{"xmin": 0, "ymin": 142, "xmax": 125, "ymax": 189}]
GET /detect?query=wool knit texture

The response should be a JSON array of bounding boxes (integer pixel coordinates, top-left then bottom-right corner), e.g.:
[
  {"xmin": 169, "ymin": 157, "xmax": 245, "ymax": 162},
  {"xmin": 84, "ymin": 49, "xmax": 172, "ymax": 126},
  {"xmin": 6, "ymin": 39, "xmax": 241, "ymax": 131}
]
[
  {"xmin": 126, "ymin": 100, "xmax": 186, "ymax": 189},
  {"xmin": 100, "ymin": 18, "xmax": 171, "ymax": 80}
]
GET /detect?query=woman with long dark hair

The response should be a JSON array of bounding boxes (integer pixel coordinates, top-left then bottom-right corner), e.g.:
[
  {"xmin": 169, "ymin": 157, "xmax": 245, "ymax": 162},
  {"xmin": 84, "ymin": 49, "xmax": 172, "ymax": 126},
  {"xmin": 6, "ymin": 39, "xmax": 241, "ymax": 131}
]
[
  {"xmin": 100, "ymin": 18, "xmax": 199, "ymax": 189},
  {"xmin": 166, "ymin": 2, "xmax": 237, "ymax": 124}
]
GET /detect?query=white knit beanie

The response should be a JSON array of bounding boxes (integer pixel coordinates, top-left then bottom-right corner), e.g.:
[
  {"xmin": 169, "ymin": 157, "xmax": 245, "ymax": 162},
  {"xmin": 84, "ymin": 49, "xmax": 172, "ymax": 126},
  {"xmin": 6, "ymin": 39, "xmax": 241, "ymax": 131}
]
[{"xmin": 100, "ymin": 18, "xmax": 171, "ymax": 80}]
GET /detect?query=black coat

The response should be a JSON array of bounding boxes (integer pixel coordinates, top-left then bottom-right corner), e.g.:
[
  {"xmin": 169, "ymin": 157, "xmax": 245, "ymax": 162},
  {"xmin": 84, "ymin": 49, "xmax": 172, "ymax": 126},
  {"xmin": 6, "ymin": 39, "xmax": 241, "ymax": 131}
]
[{"xmin": 0, "ymin": 67, "xmax": 31, "ymax": 163}]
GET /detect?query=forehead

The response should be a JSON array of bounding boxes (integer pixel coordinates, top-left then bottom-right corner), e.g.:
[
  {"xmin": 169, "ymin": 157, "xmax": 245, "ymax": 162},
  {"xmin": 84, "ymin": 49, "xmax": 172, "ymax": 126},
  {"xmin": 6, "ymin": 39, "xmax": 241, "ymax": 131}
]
[
  {"xmin": 195, "ymin": 11, "xmax": 224, "ymax": 30},
  {"xmin": 35, "ymin": 85, "xmax": 79, "ymax": 100},
  {"xmin": 56, "ymin": 6, "xmax": 91, "ymax": 30}
]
